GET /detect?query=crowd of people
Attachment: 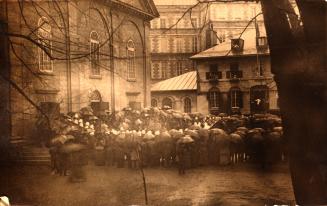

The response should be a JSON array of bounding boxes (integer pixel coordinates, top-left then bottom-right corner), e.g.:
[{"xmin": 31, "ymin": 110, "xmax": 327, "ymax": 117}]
[{"xmin": 41, "ymin": 106, "xmax": 285, "ymax": 180}]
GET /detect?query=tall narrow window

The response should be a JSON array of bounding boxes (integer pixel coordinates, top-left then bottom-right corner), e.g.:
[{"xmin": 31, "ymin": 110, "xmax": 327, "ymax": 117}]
[
  {"xmin": 90, "ymin": 31, "xmax": 100, "ymax": 75},
  {"xmin": 230, "ymin": 87, "xmax": 243, "ymax": 108},
  {"xmin": 127, "ymin": 39, "xmax": 136, "ymax": 80},
  {"xmin": 151, "ymin": 61, "xmax": 160, "ymax": 79},
  {"xmin": 176, "ymin": 61, "xmax": 183, "ymax": 76},
  {"xmin": 38, "ymin": 17, "xmax": 52, "ymax": 72},
  {"xmin": 258, "ymin": 59, "xmax": 264, "ymax": 76},
  {"xmin": 191, "ymin": 18, "xmax": 197, "ymax": 28},
  {"xmin": 161, "ymin": 61, "xmax": 167, "ymax": 79},
  {"xmin": 192, "ymin": 36, "xmax": 198, "ymax": 52},
  {"xmin": 176, "ymin": 38, "xmax": 183, "ymax": 53},
  {"xmin": 160, "ymin": 18, "xmax": 166, "ymax": 28},
  {"xmin": 184, "ymin": 97, "xmax": 192, "ymax": 113},
  {"xmin": 208, "ymin": 87, "xmax": 220, "ymax": 110}
]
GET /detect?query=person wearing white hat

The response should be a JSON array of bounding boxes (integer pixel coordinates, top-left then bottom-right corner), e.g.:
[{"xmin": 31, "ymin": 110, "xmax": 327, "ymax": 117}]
[{"xmin": 0, "ymin": 196, "xmax": 10, "ymax": 206}]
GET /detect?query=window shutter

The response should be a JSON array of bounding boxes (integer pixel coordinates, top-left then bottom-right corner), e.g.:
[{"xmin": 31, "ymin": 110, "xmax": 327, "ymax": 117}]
[{"xmin": 226, "ymin": 71, "xmax": 231, "ymax": 79}]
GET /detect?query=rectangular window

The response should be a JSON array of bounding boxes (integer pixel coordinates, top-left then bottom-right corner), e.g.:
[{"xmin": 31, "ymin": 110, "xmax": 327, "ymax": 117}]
[
  {"xmin": 176, "ymin": 61, "xmax": 183, "ymax": 76},
  {"xmin": 191, "ymin": 18, "xmax": 197, "ymax": 28},
  {"xmin": 161, "ymin": 61, "xmax": 167, "ymax": 79},
  {"xmin": 176, "ymin": 38, "xmax": 183, "ymax": 53},
  {"xmin": 259, "ymin": 59, "xmax": 264, "ymax": 76},
  {"xmin": 227, "ymin": 62, "xmax": 243, "ymax": 78},
  {"xmin": 90, "ymin": 41, "xmax": 100, "ymax": 75},
  {"xmin": 209, "ymin": 92, "xmax": 219, "ymax": 109},
  {"xmin": 151, "ymin": 62, "xmax": 160, "ymax": 79},
  {"xmin": 192, "ymin": 36, "xmax": 198, "ymax": 52},
  {"xmin": 160, "ymin": 18, "xmax": 166, "ymax": 28},
  {"xmin": 127, "ymin": 50, "xmax": 135, "ymax": 80},
  {"xmin": 38, "ymin": 36, "xmax": 52, "ymax": 72},
  {"xmin": 209, "ymin": 64, "xmax": 219, "ymax": 72}
]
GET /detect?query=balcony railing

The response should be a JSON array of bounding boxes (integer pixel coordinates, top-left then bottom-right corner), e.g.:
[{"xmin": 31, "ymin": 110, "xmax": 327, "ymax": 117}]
[
  {"xmin": 226, "ymin": 70, "xmax": 243, "ymax": 82},
  {"xmin": 206, "ymin": 71, "xmax": 222, "ymax": 83}
]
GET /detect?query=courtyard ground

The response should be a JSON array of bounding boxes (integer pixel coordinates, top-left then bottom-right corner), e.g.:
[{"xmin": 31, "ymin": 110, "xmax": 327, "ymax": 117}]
[{"xmin": 0, "ymin": 163, "xmax": 295, "ymax": 206}]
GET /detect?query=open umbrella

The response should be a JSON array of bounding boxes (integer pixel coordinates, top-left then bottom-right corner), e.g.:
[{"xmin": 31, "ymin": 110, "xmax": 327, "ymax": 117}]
[
  {"xmin": 80, "ymin": 107, "xmax": 93, "ymax": 116},
  {"xmin": 59, "ymin": 143, "xmax": 86, "ymax": 153},
  {"xmin": 177, "ymin": 135, "xmax": 194, "ymax": 144},
  {"xmin": 51, "ymin": 135, "xmax": 75, "ymax": 145},
  {"xmin": 185, "ymin": 130, "xmax": 200, "ymax": 140},
  {"xmin": 230, "ymin": 133, "xmax": 242, "ymax": 143},
  {"xmin": 173, "ymin": 112, "xmax": 183, "ymax": 119},
  {"xmin": 163, "ymin": 105, "xmax": 171, "ymax": 110}
]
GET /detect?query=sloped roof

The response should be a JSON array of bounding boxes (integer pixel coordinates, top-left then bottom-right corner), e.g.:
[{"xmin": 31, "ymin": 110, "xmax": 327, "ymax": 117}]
[
  {"xmin": 191, "ymin": 28, "xmax": 269, "ymax": 59},
  {"xmin": 151, "ymin": 71, "xmax": 197, "ymax": 92},
  {"xmin": 113, "ymin": 0, "xmax": 159, "ymax": 19}
]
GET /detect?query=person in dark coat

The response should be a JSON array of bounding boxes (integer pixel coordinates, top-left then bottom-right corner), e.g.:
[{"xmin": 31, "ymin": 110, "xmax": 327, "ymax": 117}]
[{"xmin": 176, "ymin": 144, "xmax": 186, "ymax": 175}]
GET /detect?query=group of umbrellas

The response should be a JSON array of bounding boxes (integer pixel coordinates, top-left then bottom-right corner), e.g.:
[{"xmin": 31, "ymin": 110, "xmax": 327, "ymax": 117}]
[{"xmin": 46, "ymin": 105, "xmax": 284, "ymax": 155}]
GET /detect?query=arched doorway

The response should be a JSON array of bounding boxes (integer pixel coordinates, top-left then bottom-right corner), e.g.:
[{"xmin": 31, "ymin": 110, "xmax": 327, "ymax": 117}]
[
  {"xmin": 250, "ymin": 85, "xmax": 269, "ymax": 114},
  {"xmin": 162, "ymin": 97, "xmax": 173, "ymax": 109},
  {"xmin": 90, "ymin": 90, "xmax": 102, "ymax": 103}
]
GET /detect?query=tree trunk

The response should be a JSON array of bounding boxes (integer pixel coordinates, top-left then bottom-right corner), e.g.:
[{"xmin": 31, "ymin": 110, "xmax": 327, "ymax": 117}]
[
  {"xmin": 0, "ymin": 0, "xmax": 12, "ymax": 161},
  {"xmin": 261, "ymin": 0, "xmax": 327, "ymax": 204}
]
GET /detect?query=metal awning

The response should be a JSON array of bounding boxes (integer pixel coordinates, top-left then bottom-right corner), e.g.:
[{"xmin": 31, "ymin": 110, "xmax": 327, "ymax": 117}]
[{"xmin": 151, "ymin": 71, "xmax": 197, "ymax": 92}]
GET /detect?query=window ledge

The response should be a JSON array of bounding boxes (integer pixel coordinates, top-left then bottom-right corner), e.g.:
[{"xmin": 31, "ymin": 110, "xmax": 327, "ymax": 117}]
[
  {"xmin": 127, "ymin": 78, "xmax": 136, "ymax": 82},
  {"xmin": 37, "ymin": 71, "xmax": 55, "ymax": 76},
  {"xmin": 89, "ymin": 74, "xmax": 102, "ymax": 79}
]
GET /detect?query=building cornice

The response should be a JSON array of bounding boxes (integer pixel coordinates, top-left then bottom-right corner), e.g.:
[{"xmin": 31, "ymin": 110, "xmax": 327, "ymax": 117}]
[{"xmin": 106, "ymin": 0, "xmax": 159, "ymax": 20}]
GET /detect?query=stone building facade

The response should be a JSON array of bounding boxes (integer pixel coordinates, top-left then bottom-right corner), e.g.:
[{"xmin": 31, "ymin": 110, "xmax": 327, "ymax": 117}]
[
  {"xmin": 191, "ymin": 28, "xmax": 279, "ymax": 115},
  {"xmin": 151, "ymin": 71, "xmax": 197, "ymax": 113},
  {"xmin": 150, "ymin": 0, "xmax": 264, "ymax": 84},
  {"xmin": 3, "ymin": 0, "xmax": 158, "ymax": 140}
]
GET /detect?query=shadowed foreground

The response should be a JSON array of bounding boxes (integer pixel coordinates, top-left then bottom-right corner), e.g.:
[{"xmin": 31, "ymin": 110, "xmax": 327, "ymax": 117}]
[{"xmin": 0, "ymin": 164, "xmax": 295, "ymax": 206}]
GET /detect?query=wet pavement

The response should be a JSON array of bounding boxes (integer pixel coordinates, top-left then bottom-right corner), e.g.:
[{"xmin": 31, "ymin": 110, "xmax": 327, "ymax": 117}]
[{"xmin": 0, "ymin": 163, "xmax": 295, "ymax": 206}]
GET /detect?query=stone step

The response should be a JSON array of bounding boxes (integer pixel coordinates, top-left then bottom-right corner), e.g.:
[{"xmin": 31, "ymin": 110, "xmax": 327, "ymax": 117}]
[{"xmin": 15, "ymin": 159, "xmax": 50, "ymax": 165}]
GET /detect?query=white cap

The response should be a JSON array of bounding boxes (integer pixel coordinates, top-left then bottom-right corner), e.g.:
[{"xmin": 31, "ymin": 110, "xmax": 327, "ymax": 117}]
[{"xmin": 0, "ymin": 196, "xmax": 10, "ymax": 206}]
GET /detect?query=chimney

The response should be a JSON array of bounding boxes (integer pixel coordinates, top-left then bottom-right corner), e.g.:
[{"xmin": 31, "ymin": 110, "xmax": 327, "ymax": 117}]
[{"xmin": 205, "ymin": 23, "xmax": 217, "ymax": 49}]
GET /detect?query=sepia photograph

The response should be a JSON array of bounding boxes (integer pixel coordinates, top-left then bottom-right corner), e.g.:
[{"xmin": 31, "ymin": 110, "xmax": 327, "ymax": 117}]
[{"xmin": 0, "ymin": 0, "xmax": 326, "ymax": 205}]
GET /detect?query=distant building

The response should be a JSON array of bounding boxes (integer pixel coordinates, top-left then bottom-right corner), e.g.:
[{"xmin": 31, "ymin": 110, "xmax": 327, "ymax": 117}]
[
  {"xmin": 151, "ymin": 71, "xmax": 197, "ymax": 113},
  {"xmin": 191, "ymin": 28, "xmax": 279, "ymax": 115},
  {"xmin": 150, "ymin": 0, "xmax": 264, "ymax": 83}
]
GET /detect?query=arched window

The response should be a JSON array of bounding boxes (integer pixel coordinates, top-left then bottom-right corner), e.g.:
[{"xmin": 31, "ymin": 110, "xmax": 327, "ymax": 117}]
[
  {"xmin": 90, "ymin": 31, "xmax": 100, "ymax": 75},
  {"xmin": 230, "ymin": 87, "xmax": 243, "ymax": 109},
  {"xmin": 184, "ymin": 97, "xmax": 192, "ymax": 113},
  {"xmin": 208, "ymin": 87, "xmax": 220, "ymax": 110},
  {"xmin": 162, "ymin": 97, "xmax": 173, "ymax": 109},
  {"xmin": 127, "ymin": 39, "xmax": 136, "ymax": 80},
  {"xmin": 37, "ymin": 17, "xmax": 52, "ymax": 72},
  {"xmin": 90, "ymin": 90, "xmax": 102, "ymax": 102},
  {"xmin": 151, "ymin": 99, "xmax": 158, "ymax": 107}
]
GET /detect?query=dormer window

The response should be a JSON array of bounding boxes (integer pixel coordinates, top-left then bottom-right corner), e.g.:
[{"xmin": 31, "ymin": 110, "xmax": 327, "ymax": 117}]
[
  {"xmin": 231, "ymin": 38, "xmax": 244, "ymax": 52},
  {"xmin": 257, "ymin": 36, "xmax": 268, "ymax": 49}
]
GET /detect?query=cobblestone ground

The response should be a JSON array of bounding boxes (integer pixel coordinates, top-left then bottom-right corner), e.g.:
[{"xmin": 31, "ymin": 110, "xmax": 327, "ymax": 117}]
[{"xmin": 0, "ymin": 163, "xmax": 295, "ymax": 206}]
